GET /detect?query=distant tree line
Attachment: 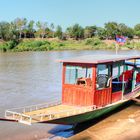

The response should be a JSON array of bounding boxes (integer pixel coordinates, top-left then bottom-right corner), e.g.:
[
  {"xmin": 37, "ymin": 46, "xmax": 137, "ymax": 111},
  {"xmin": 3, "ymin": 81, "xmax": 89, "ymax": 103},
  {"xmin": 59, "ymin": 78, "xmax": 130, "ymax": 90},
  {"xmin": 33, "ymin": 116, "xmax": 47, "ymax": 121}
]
[{"xmin": 0, "ymin": 18, "xmax": 140, "ymax": 41}]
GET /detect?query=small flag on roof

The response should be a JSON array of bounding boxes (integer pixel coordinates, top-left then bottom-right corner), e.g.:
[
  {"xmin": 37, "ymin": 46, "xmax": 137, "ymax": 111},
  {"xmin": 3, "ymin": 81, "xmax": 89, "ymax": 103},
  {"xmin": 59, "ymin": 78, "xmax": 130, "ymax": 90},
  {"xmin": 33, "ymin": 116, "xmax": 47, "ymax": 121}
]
[{"xmin": 116, "ymin": 35, "xmax": 127, "ymax": 45}]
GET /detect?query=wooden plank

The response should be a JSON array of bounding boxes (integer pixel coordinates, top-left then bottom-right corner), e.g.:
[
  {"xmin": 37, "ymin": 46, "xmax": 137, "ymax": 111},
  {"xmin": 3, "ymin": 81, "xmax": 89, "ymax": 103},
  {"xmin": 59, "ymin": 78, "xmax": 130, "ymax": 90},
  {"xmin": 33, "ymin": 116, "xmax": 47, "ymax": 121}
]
[
  {"xmin": 63, "ymin": 84, "xmax": 93, "ymax": 106},
  {"xmin": 95, "ymin": 88, "xmax": 111, "ymax": 107},
  {"xmin": 25, "ymin": 105, "xmax": 77, "ymax": 116},
  {"xmin": 111, "ymin": 91, "xmax": 122, "ymax": 103}
]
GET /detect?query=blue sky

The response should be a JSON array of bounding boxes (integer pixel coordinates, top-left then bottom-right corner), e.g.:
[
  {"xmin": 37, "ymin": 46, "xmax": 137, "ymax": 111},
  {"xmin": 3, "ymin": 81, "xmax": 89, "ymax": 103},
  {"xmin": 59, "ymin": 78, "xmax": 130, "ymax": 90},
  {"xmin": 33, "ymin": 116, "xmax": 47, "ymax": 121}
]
[{"xmin": 0, "ymin": 0, "xmax": 140, "ymax": 30}]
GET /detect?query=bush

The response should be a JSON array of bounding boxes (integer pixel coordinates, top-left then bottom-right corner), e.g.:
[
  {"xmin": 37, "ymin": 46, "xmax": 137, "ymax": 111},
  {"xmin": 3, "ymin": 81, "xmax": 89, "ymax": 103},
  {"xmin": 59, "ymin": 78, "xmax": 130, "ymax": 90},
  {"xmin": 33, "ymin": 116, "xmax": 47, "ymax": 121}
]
[
  {"xmin": 14, "ymin": 40, "xmax": 52, "ymax": 51},
  {"xmin": 133, "ymin": 42, "xmax": 140, "ymax": 49},
  {"xmin": 39, "ymin": 44, "xmax": 53, "ymax": 51},
  {"xmin": 6, "ymin": 40, "xmax": 19, "ymax": 49},
  {"xmin": 20, "ymin": 40, "xmax": 50, "ymax": 48},
  {"xmin": 0, "ymin": 43, "xmax": 7, "ymax": 52},
  {"xmin": 0, "ymin": 40, "xmax": 19, "ymax": 52},
  {"xmin": 85, "ymin": 37, "xmax": 103, "ymax": 46},
  {"xmin": 50, "ymin": 41, "xmax": 65, "ymax": 50},
  {"xmin": 123, "ymin": 41, "xmax": 134, "ymax": 49}
]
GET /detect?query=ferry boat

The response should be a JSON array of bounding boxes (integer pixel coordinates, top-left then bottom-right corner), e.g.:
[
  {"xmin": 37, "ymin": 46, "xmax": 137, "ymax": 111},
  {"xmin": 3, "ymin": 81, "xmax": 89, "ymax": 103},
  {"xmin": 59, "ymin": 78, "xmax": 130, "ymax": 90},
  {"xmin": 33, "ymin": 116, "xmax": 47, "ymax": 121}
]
[{"xmin": 5, "ymin": 55, "xmax": 140, "ymax": 125}]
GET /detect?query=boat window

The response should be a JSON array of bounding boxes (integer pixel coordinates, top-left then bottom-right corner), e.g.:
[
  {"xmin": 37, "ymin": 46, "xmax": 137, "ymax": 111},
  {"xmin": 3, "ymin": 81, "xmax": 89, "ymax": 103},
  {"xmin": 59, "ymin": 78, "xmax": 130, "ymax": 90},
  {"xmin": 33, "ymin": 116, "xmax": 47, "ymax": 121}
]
[
  {"xmin": 65, "ymin": 65, "xmax": 92, "ymax": 85},
  {"xmin": 127, "ymin": 65, "xmax": 133, "ymax": 70},
  {"xmin": 112, "ymin": 62, "xmax": 124, "ymax": 93},
  {"xmin": 112, "ymin": 62, "xmax": 123, "ymax": 78},
  {"xmin": 136, "ymin": 59, "xmax": 140, "ymax": 67},
  {"xmin": 125, "ymin": 59, "xmax": 140, "ymax": 69},
  {"xmin": 96, "ymin": 64, "xmax": 111, "ymax": 89}
]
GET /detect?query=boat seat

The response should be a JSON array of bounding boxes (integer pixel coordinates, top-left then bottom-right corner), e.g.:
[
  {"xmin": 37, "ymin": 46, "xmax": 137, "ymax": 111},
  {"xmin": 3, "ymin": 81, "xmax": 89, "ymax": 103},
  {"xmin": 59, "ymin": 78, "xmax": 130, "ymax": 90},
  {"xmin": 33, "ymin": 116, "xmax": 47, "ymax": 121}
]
[
  {"xmin": 97, "ymin": 74, "xmax": 108, "ymax": 88},
  {"xmin": 119, "ymin": 70, "xmax": 133, "ymax": 82},
  {"xmin": 136, "ymin": 73, "xmax": 140, "ymax": 83}
]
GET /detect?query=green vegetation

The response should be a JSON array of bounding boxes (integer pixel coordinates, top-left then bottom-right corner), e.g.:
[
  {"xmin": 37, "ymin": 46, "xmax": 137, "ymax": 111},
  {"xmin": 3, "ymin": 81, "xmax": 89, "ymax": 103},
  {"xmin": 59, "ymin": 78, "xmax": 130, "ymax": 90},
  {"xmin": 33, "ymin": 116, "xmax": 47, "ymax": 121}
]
[
  {"xmin": 0, "ymin": 37, "xmax": 139, "ymax": 52},
  {"xmin": 0, "ymin": 18, "xmax": 140, "ymax": 52}
]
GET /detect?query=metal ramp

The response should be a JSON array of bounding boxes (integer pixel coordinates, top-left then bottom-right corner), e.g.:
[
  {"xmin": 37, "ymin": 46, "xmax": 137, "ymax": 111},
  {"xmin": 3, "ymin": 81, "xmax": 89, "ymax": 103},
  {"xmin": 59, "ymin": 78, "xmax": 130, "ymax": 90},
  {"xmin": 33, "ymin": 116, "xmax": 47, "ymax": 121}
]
[
  {"xmin": 5, "ymin": 101, "xmax": 96, "ymax": 125},
  {"xmin": 123, "ymin": 85, "xmax": 140, "ymax": 100},
  {"xmin": 131, "ymin": 98, "xmax": 140, "ymax": 103}
]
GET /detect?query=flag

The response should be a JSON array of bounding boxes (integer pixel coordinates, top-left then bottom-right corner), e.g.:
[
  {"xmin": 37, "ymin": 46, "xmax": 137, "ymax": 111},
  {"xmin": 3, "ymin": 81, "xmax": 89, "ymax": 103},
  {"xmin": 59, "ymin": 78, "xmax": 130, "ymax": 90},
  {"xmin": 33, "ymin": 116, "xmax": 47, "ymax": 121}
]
[{"xmin": 116, "ymin": 35, "xmax": 127, "ymax": 45}]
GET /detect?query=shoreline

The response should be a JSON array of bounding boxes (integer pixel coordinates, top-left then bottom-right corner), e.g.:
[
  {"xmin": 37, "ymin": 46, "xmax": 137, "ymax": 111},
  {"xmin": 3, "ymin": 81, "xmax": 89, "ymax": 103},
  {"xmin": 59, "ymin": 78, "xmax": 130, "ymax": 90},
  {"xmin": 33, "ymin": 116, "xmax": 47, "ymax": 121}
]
[
  {"xmin": 69, "ymin": 103, "xmax": 140, "ymax": 140},
  {"xmin": 0, "ymin": 38, "xmax": 140, "ymax": 52}
]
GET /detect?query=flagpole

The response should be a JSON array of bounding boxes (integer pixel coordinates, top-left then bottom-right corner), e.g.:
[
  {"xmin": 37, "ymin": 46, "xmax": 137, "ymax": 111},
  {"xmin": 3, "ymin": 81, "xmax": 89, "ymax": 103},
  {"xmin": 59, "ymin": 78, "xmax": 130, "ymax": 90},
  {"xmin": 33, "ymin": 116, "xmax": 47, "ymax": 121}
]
[
  {"xmin": 115, "ymin": 43, "xmax": 118, "ymax": 55},
  {"xmin": 115, "ymin": 35, "xmax": 118, "ymax": 55}
]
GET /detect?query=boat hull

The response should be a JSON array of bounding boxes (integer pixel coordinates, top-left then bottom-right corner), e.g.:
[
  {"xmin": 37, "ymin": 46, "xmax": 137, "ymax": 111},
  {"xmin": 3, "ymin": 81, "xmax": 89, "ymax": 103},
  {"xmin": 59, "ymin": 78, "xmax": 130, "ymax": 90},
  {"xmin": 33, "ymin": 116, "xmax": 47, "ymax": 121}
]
[{"xmin": 41, "ymin": 101, "xmax": 128, "ymax": 125}]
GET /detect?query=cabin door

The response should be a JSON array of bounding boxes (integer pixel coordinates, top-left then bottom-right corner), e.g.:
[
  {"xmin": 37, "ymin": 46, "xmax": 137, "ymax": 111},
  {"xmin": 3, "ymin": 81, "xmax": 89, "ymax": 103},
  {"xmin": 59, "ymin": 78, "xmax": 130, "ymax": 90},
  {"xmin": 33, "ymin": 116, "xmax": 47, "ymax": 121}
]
[{"xmin": 94, "ymin": 64, "xmax": 112, "ymax": 107}]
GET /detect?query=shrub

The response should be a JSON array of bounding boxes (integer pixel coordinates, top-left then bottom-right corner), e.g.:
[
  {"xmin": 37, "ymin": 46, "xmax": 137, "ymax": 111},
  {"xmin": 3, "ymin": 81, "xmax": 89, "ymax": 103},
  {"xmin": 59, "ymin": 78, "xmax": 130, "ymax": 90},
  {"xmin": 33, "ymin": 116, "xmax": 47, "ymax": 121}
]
[
  {"xmin": 6, "ymin": 40, "xmax": 19, "ymax": 49},
  {"xmin": 50, "ymin": 42, "xmax": 65, "ymax": 50},
  {"xmin": 85, "ymin": 37, "xmax": 103, "ymax": 46},
  {"xmin": 14, "ymin": 40, "xmax": 51, "ymax": 51},
  {"xmin": 0, "ymin": 40, "xmax": 20, "ymax": 52}
]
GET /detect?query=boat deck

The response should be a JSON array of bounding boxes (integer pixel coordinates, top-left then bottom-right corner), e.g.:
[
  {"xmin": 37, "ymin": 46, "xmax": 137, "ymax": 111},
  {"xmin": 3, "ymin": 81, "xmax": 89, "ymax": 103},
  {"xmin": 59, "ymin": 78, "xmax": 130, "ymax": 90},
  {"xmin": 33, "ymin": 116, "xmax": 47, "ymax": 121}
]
[
  {"xmin": 5, "ymin": 102, "xmax": 95, "ymax": 125},
  {"xmin": 24, "ymin": 104, "xmax": 84, "ymax": 123}
]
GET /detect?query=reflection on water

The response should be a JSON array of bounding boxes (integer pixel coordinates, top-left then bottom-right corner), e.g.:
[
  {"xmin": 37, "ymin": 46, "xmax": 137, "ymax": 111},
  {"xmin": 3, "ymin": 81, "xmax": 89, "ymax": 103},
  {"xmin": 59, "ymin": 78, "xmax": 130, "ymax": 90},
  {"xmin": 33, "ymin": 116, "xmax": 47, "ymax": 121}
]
[{"xmin": 0, "ymin": 50, "xmax": 139, "ymax": 139}]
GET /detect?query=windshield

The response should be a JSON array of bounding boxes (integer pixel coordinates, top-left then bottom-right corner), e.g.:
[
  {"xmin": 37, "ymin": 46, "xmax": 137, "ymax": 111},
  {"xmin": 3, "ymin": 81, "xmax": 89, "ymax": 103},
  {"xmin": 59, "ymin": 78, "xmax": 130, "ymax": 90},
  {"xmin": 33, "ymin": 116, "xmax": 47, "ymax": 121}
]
[{"xmin": 65, "ymin": 65, "xmax": 92, "ymax": 84}]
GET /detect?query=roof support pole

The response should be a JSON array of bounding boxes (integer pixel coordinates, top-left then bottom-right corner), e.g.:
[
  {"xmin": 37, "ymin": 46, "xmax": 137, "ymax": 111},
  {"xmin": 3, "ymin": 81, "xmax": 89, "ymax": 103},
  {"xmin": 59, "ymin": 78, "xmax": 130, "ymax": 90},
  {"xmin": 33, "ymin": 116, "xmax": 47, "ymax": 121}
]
[{"xmin": 121, "ymin": 62, "xmax": 126, "ymax": 100}]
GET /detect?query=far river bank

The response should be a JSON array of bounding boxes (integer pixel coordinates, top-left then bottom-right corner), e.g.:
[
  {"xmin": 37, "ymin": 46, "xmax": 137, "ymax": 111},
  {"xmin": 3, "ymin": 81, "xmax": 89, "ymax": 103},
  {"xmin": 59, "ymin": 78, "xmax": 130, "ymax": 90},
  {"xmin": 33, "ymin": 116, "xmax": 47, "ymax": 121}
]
[{"xmin": 0, "ymin": 38, "xmax": 140, "ymax": 52}]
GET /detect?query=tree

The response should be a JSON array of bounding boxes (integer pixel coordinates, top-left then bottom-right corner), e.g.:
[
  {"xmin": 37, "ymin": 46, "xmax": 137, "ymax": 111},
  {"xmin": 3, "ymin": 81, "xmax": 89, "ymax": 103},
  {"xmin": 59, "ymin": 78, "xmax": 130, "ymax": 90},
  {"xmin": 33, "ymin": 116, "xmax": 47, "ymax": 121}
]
[
  {"xmin": 66, "ymin": 24, "xmax": 84, "ymax": 40},
  {"xmin": 118, "ymin": 23, "xmax": 134, "ymax": 38},
  {"xmin": 104, "ymin": 22, "xmax": 119, "ymax": 39},
  {"xmin": 0, "ymin": 22, "xmax": 12, "ymax": 41},
  {"xmin": 50, "ymin": 23, "xmax": 55, "ymax": 38},
  {"xmin": 14, "ymin": 18, "xmax": 27, "ymax": 39},
  {"xmin": 134, "ymin": 24, "xmax": 140, "ymax": 39},
  {"xmin": 36, "ymin": 21, "xmax": 47, "ymax": 38},
  {"xmin": 22, "ymin": 18, "xmax": 27, "ymax": 38},
  {"xmin": 55, "ymin": 25, "xmax": 63, "ymax": 39},
  {"xmin": 9, "ymin": 21, "xmax": 19, "ymax": 40},
  {"xmin": 124, "ymin": 27, "xmax": 134, "ymax": 39},
  {"xmin": 96, "ymin": 27, "xmax": 107, "ymax": 39},
  {"xmin": 27, "ymin": 20, "xmax": 35, "ymax": 38},
  {"xmin": 84, "ymin": 26, "xmax": 97, "ymax": 38},
  {"xmin": 66, "ymin": 27, "xmax": 72, "ymax": 38}
]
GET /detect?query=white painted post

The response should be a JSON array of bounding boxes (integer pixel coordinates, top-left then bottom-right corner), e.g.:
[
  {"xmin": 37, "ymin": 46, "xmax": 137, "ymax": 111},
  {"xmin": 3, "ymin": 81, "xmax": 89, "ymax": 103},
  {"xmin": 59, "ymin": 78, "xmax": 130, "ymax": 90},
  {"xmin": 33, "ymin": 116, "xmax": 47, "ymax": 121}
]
[
  {"xmin": 67, "ymin": 112, "xmax": 69, "ymax": 116},
  {"xmin": 20, "ymin": 115, "xmax": 22, "ymax": 121},
  {"xmin": 29, "ymin": 117, "xmax": 32, "ymax": 124},
  {"xmin": 115, "ymin": 43, "xmax": 118, "ymax": 55},
  {"xmin": 41, "ymin": 116, "xmax": 43, "ymax": 121}
]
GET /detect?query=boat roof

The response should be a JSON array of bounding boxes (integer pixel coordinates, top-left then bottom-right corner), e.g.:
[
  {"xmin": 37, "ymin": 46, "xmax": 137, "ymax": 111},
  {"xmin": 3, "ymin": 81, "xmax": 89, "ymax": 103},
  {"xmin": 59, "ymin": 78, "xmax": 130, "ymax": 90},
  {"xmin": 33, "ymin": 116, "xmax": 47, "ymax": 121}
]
[{"xmin": 59, "ymin": 54, "xmax": 140, "ymax": 64}]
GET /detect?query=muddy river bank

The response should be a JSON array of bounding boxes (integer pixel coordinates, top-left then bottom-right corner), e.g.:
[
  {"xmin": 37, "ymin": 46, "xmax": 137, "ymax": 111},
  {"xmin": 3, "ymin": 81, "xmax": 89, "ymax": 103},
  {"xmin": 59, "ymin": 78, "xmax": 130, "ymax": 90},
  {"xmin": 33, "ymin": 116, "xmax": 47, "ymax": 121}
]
[{"xmin": 69, "ymin": 102, "xmax": 140, "ymax": 140}]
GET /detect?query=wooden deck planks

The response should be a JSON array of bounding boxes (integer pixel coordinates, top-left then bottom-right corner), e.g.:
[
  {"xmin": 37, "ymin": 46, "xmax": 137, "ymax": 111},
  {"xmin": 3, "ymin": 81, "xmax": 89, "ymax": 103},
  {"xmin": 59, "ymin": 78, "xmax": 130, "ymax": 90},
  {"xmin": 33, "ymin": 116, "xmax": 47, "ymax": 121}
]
[
  {"xmin": 25, "ymin": 105, "xmax": 77, "ymax": 116},
  {"xmin": 21, "ymin": 104, "xmax": 95, "ymax": 123},
  {"xmin": 23, "ymin": 104, "xmax": 83, "ymax": 123}
]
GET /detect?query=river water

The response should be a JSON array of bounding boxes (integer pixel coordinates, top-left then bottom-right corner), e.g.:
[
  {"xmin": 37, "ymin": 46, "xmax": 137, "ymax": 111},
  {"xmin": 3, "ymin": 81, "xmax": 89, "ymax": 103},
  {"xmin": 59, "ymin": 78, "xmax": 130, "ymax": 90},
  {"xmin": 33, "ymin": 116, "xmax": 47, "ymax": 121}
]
[{"xmin": 0, "ymin": 50, "xmax": 140, "ymax": 140}]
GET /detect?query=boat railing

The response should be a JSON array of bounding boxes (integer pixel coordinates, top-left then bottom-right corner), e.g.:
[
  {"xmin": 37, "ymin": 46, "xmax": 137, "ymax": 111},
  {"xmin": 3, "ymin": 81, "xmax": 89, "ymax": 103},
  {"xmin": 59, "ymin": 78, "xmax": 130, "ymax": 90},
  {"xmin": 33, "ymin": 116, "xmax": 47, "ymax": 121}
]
[
  {"xmin": 5, "ymin": 110, "xmax": 32, "ymax": 125},
  {"xmin": 6, "ymin": 100, "xmax": 61, "ymax": 114},
  {"xmin": 5, "ymin": 100, "xmax": 61, "ymax": 125},
  {"xmin": 31, "ymin": 105, "xmax": 96, "ymax": 122}
]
